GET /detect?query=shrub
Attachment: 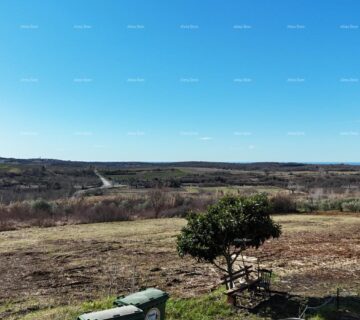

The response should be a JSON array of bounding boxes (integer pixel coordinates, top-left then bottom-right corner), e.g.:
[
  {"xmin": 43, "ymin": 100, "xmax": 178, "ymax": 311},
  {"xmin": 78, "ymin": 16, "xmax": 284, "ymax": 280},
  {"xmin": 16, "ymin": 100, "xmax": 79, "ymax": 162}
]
[
  {"xmin": 297, "ymin": 200, "xmax": 319, "ymax": 213},
  {"xmin": 341, "ymin": 199, "xmax": 360, "ymax": 212},
  {"xmin": 318, "ymin": 199, "xmax": 343, "ymax": 211},
  {"xmin": 270, "ymin": 194, "xmax": 297, "ymax": 213},
  {"xmin": 31, "ymin": 199, "xmax": 53, "ymax": 214},
  {"xmin": 173, "ymin": 193, "xmax": 185, "ymax": 207}
]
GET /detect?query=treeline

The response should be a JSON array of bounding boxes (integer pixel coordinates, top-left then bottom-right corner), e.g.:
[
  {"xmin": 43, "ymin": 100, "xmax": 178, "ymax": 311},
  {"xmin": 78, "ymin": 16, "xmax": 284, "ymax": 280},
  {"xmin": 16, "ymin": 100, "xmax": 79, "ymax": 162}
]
[
  {"xmin": 106, "ymin": 170, "xmax": 360, "ymax": 191},
  {"xmin": 2, "ymin": 157, "xmax": 360, "ymax": 171},
  {"xmin": 0, "ymin": 165, "xmax": 100, "ymax": 203}
]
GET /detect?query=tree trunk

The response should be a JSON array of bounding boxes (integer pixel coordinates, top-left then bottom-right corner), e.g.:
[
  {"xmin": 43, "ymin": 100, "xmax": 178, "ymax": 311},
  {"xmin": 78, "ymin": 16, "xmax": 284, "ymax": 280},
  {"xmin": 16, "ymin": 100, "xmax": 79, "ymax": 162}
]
[{"xmin": 225, "ymin": 255, "xmax": 234, "ymax": 289}]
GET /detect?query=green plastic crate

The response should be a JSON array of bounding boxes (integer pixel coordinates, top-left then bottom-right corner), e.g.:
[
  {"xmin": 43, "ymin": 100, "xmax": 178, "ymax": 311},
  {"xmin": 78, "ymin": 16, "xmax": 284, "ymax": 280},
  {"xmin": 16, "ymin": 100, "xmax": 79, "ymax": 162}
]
[{"xmin": 114, "ymin": 288, "xmax": 169, "ymax": 320}]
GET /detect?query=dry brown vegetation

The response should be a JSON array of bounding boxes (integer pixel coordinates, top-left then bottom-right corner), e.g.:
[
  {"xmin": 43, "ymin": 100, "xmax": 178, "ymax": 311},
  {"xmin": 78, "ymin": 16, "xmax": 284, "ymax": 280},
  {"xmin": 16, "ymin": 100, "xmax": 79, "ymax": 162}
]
[
  {"xmin": 0, "ymin": 214, "xmax": 359, "ymax": 319},
  {"xmin": 0, "ymin": 191, "xmax": 217, "ymax": 231},
  {"xmin": 2, "ymin": 186, "xmax": 360, "ymax": 232}
]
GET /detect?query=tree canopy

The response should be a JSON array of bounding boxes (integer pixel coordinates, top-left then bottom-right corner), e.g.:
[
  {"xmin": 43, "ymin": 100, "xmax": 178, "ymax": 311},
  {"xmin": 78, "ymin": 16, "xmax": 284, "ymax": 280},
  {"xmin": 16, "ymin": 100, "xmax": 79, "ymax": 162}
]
[{"xmin": 177, "ymin": 194, "xmax": 281, "ymax": 283}]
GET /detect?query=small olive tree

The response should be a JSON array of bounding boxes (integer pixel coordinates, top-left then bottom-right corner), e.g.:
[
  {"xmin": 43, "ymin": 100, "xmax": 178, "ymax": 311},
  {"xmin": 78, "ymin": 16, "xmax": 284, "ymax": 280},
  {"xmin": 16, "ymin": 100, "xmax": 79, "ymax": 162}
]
[{"xmin": 177, "ymin": 194, "xmax": 281, "ymax": 288}]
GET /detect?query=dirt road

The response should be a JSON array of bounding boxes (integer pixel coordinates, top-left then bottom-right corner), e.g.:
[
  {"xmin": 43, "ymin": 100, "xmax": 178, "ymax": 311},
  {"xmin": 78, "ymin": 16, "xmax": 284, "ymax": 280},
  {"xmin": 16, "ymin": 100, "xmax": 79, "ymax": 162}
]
[
  {"xmin": 73, "ymin": 170, "xmax": 113, "ymax": 197},
  {"xmin": 94, "ymin": 170, "xmax": 113, "ymax": 188}
]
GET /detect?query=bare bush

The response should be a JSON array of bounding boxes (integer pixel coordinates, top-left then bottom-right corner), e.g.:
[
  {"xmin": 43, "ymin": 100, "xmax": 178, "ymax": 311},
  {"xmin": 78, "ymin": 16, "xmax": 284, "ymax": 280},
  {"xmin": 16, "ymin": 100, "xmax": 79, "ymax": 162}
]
[
  {"xmin": 148, "ymin": 189, "xmax": 167, "ymax": 218},
  {"xmin": 270, "ymin": 193, "xmax": 297, "ymax": 213}
]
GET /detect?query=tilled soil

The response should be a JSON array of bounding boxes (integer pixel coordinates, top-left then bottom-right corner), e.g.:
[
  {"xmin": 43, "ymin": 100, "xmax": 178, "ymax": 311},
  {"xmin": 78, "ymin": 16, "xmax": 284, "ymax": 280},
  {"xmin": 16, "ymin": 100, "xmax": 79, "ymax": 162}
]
[
  {"xmin": 0, "ymin": 215, "xmax": 359, "ymax": 318},
  {"xmin": 0, "ymin": 232, "xmax": 219, "ymax": 306},
  {"xmin": 254, "ymin": 225, "xmax": 360, "ymax": 295}
]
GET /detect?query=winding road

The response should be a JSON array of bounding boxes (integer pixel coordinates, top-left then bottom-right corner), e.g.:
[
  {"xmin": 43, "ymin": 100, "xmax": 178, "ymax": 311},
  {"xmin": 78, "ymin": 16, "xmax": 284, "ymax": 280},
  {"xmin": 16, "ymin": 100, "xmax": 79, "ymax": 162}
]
[
  {"xmin": 94, "ymin": 170, "xmax": 113, "ymax": 188},
  {"xmin": 73, "ymin": 170, "xmax": 113, "ymax": 197}
]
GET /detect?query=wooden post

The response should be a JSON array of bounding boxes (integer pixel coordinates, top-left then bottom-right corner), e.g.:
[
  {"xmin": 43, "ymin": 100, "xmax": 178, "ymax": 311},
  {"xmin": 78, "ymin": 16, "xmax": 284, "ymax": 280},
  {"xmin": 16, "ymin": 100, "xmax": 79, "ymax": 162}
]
[{"xmin": 336, "ymin": 288, "xmax": 340, "ymax": 310}]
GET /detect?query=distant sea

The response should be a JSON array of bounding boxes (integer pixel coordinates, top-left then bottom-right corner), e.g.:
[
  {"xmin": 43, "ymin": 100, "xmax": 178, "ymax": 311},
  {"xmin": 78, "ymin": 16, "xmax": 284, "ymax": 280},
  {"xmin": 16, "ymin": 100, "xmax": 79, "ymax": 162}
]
[
  {"xmin": 304, "ymin": 162, "xmax": 360, "ymax": 165},
  {"xmin": 233, "ymin": 162, "xmax": 360, "ymax": 165}
]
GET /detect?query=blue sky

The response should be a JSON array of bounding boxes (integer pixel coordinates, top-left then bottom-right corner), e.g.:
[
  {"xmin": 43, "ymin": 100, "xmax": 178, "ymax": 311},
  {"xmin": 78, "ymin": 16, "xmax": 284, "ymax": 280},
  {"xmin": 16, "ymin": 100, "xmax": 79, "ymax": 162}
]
[{"xmin": 0, "ymin": 0, "xmax": 359, "ymax": 162}]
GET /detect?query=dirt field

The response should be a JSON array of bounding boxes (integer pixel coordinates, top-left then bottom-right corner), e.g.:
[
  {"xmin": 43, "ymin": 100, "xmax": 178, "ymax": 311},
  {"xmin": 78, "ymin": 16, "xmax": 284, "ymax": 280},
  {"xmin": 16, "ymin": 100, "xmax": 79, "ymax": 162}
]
[{"xmin": 0, "ymin": 214, "xmax": 359, "ymax": 319}]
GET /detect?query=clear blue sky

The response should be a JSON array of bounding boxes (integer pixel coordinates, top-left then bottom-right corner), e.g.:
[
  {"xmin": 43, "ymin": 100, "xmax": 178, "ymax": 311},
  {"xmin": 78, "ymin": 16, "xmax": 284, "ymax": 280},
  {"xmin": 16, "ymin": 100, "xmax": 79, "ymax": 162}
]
[{"xmin": 0, "ymin": 0, "xmax": 359, "ymax": 162}]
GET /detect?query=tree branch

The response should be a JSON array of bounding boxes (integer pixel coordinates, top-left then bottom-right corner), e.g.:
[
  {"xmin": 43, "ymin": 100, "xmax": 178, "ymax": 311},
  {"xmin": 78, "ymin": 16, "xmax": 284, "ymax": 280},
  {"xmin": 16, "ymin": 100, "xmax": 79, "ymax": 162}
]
[
  {"xmin": 230, "ymin": 249, "xmax": 243, "ymax": 267},
  {"xmin": 212, "ymin": 259, "xmax": 228, "ymax": 274}
]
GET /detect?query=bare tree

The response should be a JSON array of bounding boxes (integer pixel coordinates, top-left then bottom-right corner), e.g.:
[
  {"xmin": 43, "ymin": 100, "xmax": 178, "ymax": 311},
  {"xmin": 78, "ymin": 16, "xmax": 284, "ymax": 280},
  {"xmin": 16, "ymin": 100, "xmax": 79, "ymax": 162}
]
[
  {"xmin": 148, "ymin": 189, "xmax": 167, "ymax": 218},
  {"xmin": 287, "ymin": 181, "xmax": 298, "ymax": 194}
]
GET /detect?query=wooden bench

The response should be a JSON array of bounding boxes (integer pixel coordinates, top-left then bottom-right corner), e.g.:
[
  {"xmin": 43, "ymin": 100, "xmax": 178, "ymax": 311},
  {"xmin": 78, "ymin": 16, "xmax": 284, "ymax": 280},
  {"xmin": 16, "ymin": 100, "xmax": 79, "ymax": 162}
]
[
  {"xmin": 225, "ymin": 278, "xmax": 260, "ymax": 306},
  {"xmin": 221, "ymin": 265, "xmax": 253, "ymax": 290},
  {"xmin": 224, "ymin": 267, "xmax": 273, "ymax": 308}
]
